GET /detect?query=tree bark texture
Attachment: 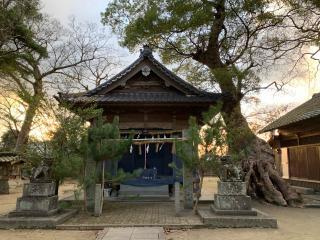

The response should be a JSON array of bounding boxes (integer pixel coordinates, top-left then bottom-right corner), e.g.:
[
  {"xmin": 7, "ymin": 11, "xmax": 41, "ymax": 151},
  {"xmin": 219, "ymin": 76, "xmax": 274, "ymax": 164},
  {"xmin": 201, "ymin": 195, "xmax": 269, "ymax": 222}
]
[
  {"xmin": 14, "ymin": 94, "xmax": 41, "ymax": 152},
  {"xmin": 221, "ymin": 97, "xmax": 301, "ymax": 206},
  {"xmin": 14, "ymin": 75, "xmax": 43, "ymax": 153}
]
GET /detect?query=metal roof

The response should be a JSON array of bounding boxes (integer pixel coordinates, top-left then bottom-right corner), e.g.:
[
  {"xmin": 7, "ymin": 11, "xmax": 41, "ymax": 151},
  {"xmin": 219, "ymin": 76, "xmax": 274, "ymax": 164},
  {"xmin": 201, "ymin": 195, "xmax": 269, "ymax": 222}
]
[{"xmin": 260, "ymin": 92, "xmax": 320, "ymax": 133}]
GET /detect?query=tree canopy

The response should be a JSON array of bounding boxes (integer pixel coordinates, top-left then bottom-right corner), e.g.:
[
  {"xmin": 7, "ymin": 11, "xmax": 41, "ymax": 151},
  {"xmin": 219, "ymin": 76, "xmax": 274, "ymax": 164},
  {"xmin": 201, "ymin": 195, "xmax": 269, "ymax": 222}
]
[{"xmin": 0, "ymin": 0, "xmax": 46, "ymax": 73}]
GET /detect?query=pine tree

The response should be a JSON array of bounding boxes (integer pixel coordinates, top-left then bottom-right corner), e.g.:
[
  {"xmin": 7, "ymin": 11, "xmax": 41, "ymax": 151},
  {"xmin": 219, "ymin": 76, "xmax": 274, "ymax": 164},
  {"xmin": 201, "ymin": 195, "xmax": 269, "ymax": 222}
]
[{"xmin": 176, "ymin": 105, "xmax": 226, "ymax": 211}]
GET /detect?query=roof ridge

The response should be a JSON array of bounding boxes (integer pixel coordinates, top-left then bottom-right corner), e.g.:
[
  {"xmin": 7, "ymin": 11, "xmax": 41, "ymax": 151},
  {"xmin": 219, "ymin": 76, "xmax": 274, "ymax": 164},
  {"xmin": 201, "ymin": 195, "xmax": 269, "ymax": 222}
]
[{"xmin": 84, "ymin": 46, "xmax": 212, "ymax": 97}]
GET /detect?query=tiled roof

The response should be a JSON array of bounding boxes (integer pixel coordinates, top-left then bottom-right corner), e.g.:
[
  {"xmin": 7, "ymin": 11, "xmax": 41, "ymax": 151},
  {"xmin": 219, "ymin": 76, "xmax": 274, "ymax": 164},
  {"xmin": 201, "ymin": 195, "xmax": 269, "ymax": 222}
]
[
  {"xmin": 61, "ymin": 91, "xmax": 220, "ymax": 104},
  {"xmin": 58, "ymin": 45, "xmax": 222, "ymax": 105},
  {"xmin": 0, "ymin": 152, "xmax": 23, "ymax": 165},
  {"xmin": 260, "ymin": 93, "xmax": 320, "ymax": 133},
  {"xmin": 85, "ymin": 45, "xmax": 204, "ymax": 97}
]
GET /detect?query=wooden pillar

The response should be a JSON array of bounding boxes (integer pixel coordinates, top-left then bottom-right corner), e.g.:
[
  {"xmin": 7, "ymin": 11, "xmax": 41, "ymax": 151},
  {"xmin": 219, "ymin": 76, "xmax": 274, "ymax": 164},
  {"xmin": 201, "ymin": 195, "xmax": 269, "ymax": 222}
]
[{"xmin": 182, "ymin": 129, "xmax": 194, "ymax": 209}]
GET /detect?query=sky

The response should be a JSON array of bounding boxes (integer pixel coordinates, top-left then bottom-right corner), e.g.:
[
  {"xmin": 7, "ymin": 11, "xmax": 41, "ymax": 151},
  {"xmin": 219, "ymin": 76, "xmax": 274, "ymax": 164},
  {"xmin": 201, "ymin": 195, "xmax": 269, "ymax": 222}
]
[
  {"xmin": 0, "ymin": 0, "xmax": 318, "ymax": 143},
  {"xmin": 0, "ymin": 0, "xmax": 317, "ymax": 140},
  {"xmin": 40, "ymin": 0, "xmax": 320, "ymax": 107}
]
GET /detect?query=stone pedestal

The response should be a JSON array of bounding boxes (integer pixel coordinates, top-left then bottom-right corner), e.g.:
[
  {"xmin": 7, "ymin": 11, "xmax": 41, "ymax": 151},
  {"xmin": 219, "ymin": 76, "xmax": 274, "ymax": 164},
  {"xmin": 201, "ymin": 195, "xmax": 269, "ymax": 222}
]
[
  {"xmin": 9, "ymin": 181, "xmax": 58, "ymax": 217},
  {"xmin": 212, "ymin": 181, "xmax": 257, "ymax": 216},
  {"xmin": 197, "ymin": 180, "xmax": 277, "ymax": 228}
]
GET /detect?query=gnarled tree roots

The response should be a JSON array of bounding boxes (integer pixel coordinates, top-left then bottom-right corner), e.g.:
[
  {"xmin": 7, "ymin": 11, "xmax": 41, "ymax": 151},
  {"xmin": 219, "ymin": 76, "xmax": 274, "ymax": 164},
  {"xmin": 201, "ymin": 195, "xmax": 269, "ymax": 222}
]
[{"xmin": 243, "ymin": 138, "xmax": 301, "ymax": 206}]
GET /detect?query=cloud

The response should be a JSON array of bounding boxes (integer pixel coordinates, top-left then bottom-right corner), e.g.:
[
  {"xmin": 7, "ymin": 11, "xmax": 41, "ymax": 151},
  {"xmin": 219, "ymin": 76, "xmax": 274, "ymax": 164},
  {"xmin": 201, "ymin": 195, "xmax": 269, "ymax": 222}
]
[{"xmin": 41, "ymin": 0, "xmax": 108, "ymax": 24}]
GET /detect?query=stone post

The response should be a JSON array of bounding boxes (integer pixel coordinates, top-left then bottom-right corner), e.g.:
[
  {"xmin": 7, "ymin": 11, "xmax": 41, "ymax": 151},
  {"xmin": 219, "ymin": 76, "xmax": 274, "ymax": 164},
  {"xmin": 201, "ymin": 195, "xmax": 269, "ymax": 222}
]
[
  {"xmin": 94, "ymin": 184, "xmax": 102, "ymax": 217},
  {"xmin": 182, "ymin": 129, "xmax": 194, "ymax": 209},
  {"xmin": 85, "ymin": 156, "xmax": 96, "ymax": 213},
  {"xmin": 174, "ymin": 181, "xmax": 181, "ymax": 216},
  {"xmin": 183, "ymin": 164, "xmax": 193, "ymax": 209}
]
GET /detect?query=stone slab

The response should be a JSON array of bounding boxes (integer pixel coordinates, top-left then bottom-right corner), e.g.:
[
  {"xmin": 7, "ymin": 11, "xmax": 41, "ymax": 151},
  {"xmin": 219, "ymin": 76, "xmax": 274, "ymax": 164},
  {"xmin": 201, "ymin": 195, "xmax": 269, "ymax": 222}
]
[
  {"xmin": 210, "ymin": 205, "xmax": 257, "ymax": 216},
  {"xmin": 198, "ymin": 208, "xmax": 277, "ymax": 228},
  {"xmin": 217, "ymin": 181, "xmax": 246, "ymax": 195},
  {"xmin": 0, "ymin": 209, "xmax": 78, "ymax": 229},
  {"xmin": 99, "ymin": 227, "xmax": 165, "ymax": 240},
  {"xmin": 23, "ymin": 182, "xmax": 56, "ymax": 197},
  {"xmin": 214, "ymin": 194, "xmax": 251, "ymax": 210},
  {"xmin": 16, "ymin": 195, "xmax": 58, "ymax": 212}
]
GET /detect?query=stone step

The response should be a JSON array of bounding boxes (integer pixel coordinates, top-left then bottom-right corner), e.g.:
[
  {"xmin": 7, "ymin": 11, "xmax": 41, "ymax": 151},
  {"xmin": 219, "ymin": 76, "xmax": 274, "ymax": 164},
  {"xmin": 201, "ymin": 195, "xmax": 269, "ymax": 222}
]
[
  {"xmin": 97, "ymin": 227, "xmax": 165, "ymax": 240},
  {"xmin": 119, "ymin": 184, "xmax": 169, "ymax": 198},
  {"xmin": 210, "ymin": 205, "xmax": 257, "ymax": 216},
  {"xmin": 292, "ymin": 186, "xmax": 315, "ymax": 195}
]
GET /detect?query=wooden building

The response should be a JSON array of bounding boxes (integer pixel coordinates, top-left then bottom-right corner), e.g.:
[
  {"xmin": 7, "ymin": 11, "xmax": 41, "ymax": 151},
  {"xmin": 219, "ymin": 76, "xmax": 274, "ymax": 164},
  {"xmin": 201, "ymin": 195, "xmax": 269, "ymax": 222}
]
[
  {"xmin": 261, "ymin": 93, "xmax": 320, "ymax": 190},
  {"xmin": 59, "ymin": 45, "xmax": 221, "ymax": 209},
  {"xmin": 0, "ymin": 152, "xmax": 25, "ymax": 194}
]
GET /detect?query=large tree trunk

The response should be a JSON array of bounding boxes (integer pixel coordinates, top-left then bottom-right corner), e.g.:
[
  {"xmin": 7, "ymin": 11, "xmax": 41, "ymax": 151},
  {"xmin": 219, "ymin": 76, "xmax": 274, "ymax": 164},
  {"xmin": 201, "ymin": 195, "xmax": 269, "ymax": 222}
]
[
  {"xmin": 221, "ymin": 99, "xmax": 301, "ymax": 206},
  {"xmin": 15, "ymin": 78, "xmax": 43, "ymax": 153}
]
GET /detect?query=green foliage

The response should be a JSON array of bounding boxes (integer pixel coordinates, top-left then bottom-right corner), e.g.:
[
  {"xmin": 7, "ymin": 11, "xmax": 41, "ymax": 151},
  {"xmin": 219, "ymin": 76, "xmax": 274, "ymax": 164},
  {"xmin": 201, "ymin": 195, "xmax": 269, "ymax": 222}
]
[
  {"xmin": 87, "ymin": 115, "xmax": 132, "ymax": 162},
  {"xmin": 0, "ymin": 129, "xmax": 18, "ymax": 151},
  {"xmin": 0, "ymin": 0, "xmax": 47, "ymax": 73},
  {"xmin": 176, "ymin": 104, "xmax": 225, "ymax": 174},
  {"xmin": 104, "ymin": 168, "xmax": 143, "ymax": 184},
  {"xmin": 102, "ymin": 0, "xmax": 281, "ymax": 65},
  {"xmin": 25, "ymin": 103, "xmax": 102, "ymax": 186}
]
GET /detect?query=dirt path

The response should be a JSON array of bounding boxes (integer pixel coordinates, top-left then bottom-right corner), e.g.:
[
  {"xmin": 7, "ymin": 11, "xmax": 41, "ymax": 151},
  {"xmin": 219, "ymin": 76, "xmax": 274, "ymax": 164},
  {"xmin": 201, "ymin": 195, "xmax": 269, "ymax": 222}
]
[{"xmin": 0, "ymin": 229, "xmax": 97, "ymax": 240}]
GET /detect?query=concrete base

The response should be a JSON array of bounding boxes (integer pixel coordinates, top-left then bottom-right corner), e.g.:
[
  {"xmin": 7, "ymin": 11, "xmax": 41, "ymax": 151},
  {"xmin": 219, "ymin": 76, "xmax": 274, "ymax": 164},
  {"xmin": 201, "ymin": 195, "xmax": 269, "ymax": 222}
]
[
  {"xmin": 210, "ymin": 205, "xmax": 257, "ymax": 216},
  {"xmin": 0, "ymin": 209, "xmax": 78, "ymax": 229},
  {"xmin": 198, "ymin": 207, "xmax": 277, "ymax": 228}
]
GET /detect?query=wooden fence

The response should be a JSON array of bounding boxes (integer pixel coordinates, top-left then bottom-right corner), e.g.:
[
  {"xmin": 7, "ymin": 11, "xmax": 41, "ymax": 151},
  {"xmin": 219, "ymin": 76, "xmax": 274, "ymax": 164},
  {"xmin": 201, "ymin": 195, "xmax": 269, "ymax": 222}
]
[{"xmin": 288, "ymin": 145, "xmax": 320, "ymax": 182}]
